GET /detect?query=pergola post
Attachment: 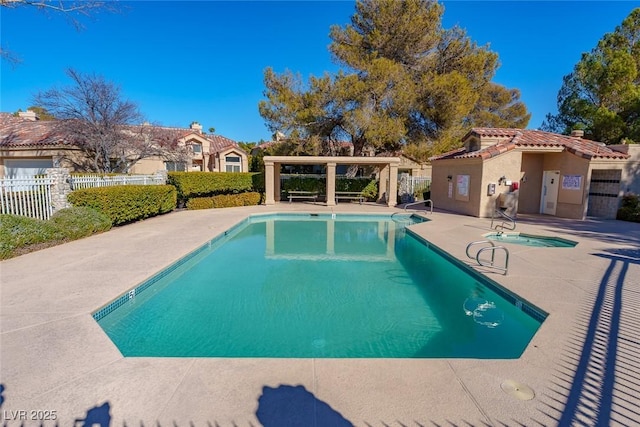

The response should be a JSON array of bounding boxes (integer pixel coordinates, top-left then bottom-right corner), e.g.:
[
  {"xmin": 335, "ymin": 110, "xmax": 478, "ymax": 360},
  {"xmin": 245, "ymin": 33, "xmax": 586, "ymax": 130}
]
[
  {"xmin": 388, "ymin": 163, "xmax": 399, "ymax": 207},
  {"xmin": 378, "ymin": 164, "xmax": 389, "ymax": 204},
  {"xmin": 274, "ymin": 165, "xmax": 281, "ymax": 202},
  {"xmin": 264, "ymin": 160, "xmax": 275, "ymax": 205},
  {"xmin": 326, "ymin": 162, "xmax": 337, "ymax": 206}
]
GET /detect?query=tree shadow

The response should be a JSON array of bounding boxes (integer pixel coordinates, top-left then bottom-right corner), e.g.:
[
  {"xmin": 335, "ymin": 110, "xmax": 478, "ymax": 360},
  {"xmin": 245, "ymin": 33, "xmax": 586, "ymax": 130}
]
[
  {"xmin": 516, "ymin": 214, "xmax": 640, "ymax": 248},
  {"xmin": 534, "ymin": 249, "xmax": 640, "ymax": 425},
  {"xmin": 256, "ymin": 384, "xmax": 353, "ymax": 427}
]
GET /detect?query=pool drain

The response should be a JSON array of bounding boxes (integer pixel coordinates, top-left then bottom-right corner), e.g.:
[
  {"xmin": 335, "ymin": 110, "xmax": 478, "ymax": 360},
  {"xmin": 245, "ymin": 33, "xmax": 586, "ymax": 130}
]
[{"xmin": 500, "ymin": 379, "xmax": 535, "ymax": 401}]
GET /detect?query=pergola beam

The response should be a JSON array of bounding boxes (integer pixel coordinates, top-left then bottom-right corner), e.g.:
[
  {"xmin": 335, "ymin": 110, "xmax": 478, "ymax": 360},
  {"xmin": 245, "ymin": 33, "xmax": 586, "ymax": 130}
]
[{"xmin": 263, "ymin": 156, "xmax": 400, "ymax": 207}]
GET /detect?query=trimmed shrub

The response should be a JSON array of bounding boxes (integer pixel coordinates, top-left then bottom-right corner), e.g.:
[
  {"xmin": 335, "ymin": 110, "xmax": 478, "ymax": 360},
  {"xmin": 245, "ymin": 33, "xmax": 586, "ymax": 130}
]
[
  {"xmin": 251, "ymin": 172, "xmax": 265, "ymax": 193},
  {"xmin": 0, "ymin": 208, "xmax": 113, "ymax": 260},
  {"xmin": 281, "ymin": 176, "xmax": 325, "ymax": 194},
  {"xmin": 617, "ymin": 194, "xmax": 640, "ymax": 222},
  {"xmin": 49, "ymin": 207, "xmax": 112, "ymax": 239},
  {"xmin": 168, "ymin": 172, "xmax": 256, "ymax": 201},
  {"xmin": 68, "ymin": 185, "xmax": 177, "ymax": 225},
  {"xmin": 280, "ymin": 176, "xmax": 378, "ymax": 200},
  {"xmin": 360, "ymin": 180, "xmax": 379, "ymax": 201},
  {"xmin": 0, "ymin": 215, "xmax": 63, "ymax": 259},
  {"xmin": 186, "ymin": 192, "xmax": 262, "ymax": 210}
]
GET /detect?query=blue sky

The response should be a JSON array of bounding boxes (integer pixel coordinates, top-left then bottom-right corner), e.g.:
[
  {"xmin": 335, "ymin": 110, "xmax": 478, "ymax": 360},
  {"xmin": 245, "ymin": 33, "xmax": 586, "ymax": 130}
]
[{"xmin": 0, "ymin": 1, "xmax": 636, "ymax": 143}]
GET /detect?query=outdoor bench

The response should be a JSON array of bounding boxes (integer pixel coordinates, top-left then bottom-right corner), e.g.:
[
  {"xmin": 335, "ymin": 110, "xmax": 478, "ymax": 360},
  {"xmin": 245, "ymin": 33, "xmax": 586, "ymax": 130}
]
[
  {"xmin": 287, "ymin": 190, "xmax": 319, "ymax": 203},
  {"xmin": 335, "ymin": 191, "xmax": 365, "ymax": 204}
]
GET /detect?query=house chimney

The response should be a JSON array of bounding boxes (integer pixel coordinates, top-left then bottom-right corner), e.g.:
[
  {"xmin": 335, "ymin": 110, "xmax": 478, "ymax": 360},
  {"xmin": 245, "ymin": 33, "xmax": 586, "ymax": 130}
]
[
  {"xmin": 274, "ymin": 130, "xmax": 286, "ymax": 142},
  {"xmin": 190, "ymin": 121, "xmax": 203, "ymax": 134},
  {"xmin": 570, "ymin": 129, "xmax": 584, "ymax": 138},
  {"xmin": 18, "ymin": 110, "xmax": 38, "ymax": 121}
]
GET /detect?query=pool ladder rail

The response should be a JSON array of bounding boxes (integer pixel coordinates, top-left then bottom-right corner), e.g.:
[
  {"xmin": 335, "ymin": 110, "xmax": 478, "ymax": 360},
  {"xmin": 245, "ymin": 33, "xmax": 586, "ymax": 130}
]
[
  {"xmin": 491, "ymin": 209, "xmax": 516, "ymax": 233},
  {"xmin": 403, "ymin": 199, "xmax": 433, "ymax": 214},
  {"xmin": 466, "ymin": 240, "xmax": 510, "ymax": 275}
]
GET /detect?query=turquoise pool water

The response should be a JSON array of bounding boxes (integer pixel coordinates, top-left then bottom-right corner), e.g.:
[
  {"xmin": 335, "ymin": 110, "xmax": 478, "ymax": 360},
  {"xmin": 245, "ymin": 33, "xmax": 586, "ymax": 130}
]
[
  {"xmin": 96, "ymin": 214, "xmax": 545, "ymax": 358},
  {"xmin": 485, "ymin": 232, "xmax": 577, "ymax": 248}
]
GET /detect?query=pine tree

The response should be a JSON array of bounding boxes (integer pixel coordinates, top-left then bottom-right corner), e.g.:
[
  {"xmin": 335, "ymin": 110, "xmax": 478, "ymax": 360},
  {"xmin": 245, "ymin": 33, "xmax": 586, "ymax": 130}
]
[
  {"xmin": 542, "ymin": 8, "xmax": 640, "ymax": 144},
  {"xmin": 259, "ymin": 0, "xmax": 530, "ymax": 160}
]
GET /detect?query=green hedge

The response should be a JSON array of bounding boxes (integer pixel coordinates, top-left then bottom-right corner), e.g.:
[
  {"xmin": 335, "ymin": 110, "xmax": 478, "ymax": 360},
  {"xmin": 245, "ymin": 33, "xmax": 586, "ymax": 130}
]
[
  {"xmin": 167, "ymin": 172, "xmax": 259, "ymax": 200},
  {"xmin": 0, "ymin": 215, "xmax": 62, "ymax": 259},
  {"xmin": 251, "ymin": 173, "xmax": 265, "ymax": 193},
  {"xmin": 617, "ymin": 194, "xmax": 640, "ymax": 222},
  {"xmin": 49, "ymin": 207, "xmax": 112, "ymax": 239},
  {"xmin": 281, "ymin": 176, "xmax": 326, "ymax": 194},
  {"xmin": 0, "ymin": 207, "xmax": 112, "ymax": 260},
  {"xmin": 281, "ymin": 177, "xmax": 378, "ymax": 200},
  {"xmin": 360, "ymin": 180, "xmax": 379, "ymax": 200},
  {"xmin": 186, "ymin": 192, "xmax": 262, "ymax": 210},
  {"xmin": 68, "ymin": 185, "xmax": 177, "ymax": 225}
]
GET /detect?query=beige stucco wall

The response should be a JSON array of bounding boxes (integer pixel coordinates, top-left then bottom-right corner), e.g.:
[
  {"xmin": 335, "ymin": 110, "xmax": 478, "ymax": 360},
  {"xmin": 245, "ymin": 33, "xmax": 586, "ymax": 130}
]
[
  {"xmin": 541, "ymin": 152, "xmax": 590, "ymax": 219},
  {"xmin": 397, "ymin": 157, "xmax": 431, "ymax": 177},
  {"xmin": 215, "ymin": 148, "xmax": 249, "ymax": 173},
  {"xmin": 432, "ymin": 150, "xmax": 599, "ymax": 219},
  {"xmin": 519, "ymin": 153, "xmax": 544, "ymax": 214},
  {"xmin": 432, "ymin": 152, "xmax": 523, "ymax": 218},
  {"xmin": 432, "ymin": 143, "xmax": 638, "ymax": 220},
  {"xmin": 478, "ymin": 151, "xmax": 523, "ymax": 218},
  {"xmin": 430, "ymin": 158, "xmax": 484, "ymax": 217},
  {"xmin": 610, "ymin": 144, "xmax": 640, "ymax": 195},
  {"xmin": 0, "ymin": 147, "xmax": 85, "ymax": 176},
  {"xmin": 129, "ymin": 157, "xmax": 166, "ymax": 174}
]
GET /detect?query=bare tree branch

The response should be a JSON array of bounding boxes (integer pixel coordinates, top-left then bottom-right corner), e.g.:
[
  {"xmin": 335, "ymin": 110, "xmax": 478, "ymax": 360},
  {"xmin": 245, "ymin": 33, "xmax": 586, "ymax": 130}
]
[
  {"xmin": 33, "ymin": 68, "xmax": 177, "ymax": 173},
  {"xmin": 1, "ymin": 0, "xmax": 121, "ymax": 63}
]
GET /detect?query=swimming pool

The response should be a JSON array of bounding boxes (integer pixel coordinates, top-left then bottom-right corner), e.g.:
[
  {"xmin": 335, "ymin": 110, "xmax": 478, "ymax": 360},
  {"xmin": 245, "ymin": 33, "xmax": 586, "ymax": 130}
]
[{"xmin": 95, "ymin": 213, "xmax": 545, "ymax": 358}]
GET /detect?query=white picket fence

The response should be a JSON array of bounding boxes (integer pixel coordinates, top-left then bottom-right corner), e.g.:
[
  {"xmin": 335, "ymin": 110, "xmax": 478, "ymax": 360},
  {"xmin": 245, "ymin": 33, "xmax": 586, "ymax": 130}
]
[
  {"xmin": 0, "ymin": 176, "xmax": 54, "ymax": 220},
  {"xmin": 398, "ymin": 174, "xmax": 432, "ymax": 203},
  {"xmin": 0, "ymin": 173, "xmax": 166, "ymax": 221},
  {"xmin": 69, "ymin": 174, "xmax": 165, "ymax": 190},
  {"xmin": 408, "ymin": 176, "xmax": 431, "ymax": 194}
]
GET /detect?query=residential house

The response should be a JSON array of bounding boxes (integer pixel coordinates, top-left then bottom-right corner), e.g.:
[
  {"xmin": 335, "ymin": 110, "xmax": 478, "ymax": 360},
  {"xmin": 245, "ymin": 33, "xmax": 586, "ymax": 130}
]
[
  {"xmin": 0, "ymin": 112, "xmax": 248, "ymax": 176},
  {"xmin": 0, "ymin": 112, "xmax": 82, "ymax": 177},
  {"xmin": 429, "ymin": 128, "xmax": 639, "ymax": 220},
  {"xmin": 144, "ymin": 121, "xmax": 249, "ymax": 174}
]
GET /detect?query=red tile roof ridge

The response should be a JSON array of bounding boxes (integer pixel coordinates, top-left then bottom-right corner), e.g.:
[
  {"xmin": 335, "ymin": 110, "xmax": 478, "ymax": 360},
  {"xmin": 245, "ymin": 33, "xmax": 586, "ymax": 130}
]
[
  {"xmin": 432, "ymin": 128, "xmax": 629, "ymax": 161},
  {"xmin": 0, "ymin": 115, "xmax": 244, "ymax": 153}
]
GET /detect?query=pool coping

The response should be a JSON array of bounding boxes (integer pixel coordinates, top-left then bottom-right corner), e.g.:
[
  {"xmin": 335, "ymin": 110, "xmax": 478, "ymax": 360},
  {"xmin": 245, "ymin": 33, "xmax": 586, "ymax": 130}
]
[{"xmin": 1, "ymin": 203, "xmax": 639, "ymax": 426}]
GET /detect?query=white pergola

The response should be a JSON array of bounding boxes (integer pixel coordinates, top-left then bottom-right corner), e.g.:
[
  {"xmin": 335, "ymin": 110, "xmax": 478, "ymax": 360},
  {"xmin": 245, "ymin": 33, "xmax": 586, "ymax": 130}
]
[{"xmin": 263, "ymin": 156, "xmax": 401, "ymax": 207}]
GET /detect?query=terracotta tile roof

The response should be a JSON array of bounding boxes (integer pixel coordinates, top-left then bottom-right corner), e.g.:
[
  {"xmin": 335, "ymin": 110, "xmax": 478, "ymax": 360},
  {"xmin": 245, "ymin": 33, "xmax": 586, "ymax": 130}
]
[
  {"xmin": 254, "ymin": 139, "xmax": 353, "ymax": 150},
  {"xmin": 461, "ymin": 127, "xmax": 521, "ymax": 139},
  {"xmin": 0, "ymin": 113, "xmax": 69, "ymax": 147},
  {"xmin": 254, "ymin": 141, "xmax": 277, "ymax": 150},
  {"xmin": 205, "ymin": 134, "xmax": 243, "ymax": 154},
  {"xmin": 0, "ymin": 114, "xmax": 245, "ymax": 154},
  {"xmin": 430, "ymin": 128, "xmax": 630, "ymax": 161},
  {"xmin": 428, "ymin": 147, "xmax": 469, "ymax": 160}
]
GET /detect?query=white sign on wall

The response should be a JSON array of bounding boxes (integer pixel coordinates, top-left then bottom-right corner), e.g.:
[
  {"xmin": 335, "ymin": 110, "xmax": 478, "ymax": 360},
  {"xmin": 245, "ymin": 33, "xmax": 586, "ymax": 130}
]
[{"xmin": 562, "ymin": 175, "xmax": 582, "ymax": 190}]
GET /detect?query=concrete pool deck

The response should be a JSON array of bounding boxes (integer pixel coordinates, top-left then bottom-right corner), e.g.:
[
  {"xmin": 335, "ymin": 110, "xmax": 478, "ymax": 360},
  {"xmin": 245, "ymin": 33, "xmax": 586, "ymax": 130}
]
[{"xmin": 1, "ymin": 203, "xmax": 639, "ymax": 426}]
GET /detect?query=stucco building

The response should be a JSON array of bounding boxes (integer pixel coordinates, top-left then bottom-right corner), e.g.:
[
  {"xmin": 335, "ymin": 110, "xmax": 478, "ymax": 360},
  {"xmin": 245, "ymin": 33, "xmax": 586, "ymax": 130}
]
[
  {"xmin": 0, "ymin": 112, "xmax": 248, "ymax": 177},
  {"xmin": 429, "ymin": 128, "xmax": 639, "ymax": 220}
]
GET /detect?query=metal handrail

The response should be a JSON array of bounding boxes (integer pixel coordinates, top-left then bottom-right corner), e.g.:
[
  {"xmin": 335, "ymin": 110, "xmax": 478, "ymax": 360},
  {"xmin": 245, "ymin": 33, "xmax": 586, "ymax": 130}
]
[
  {"xmin": 491, "ymin": 209, "xmax": 516, "ymax": 232},
  {"xmin": 391, "ymin": 212, "xmax": 413, "ymax": 227},
  {"xmin": 403, "ymin": 199, "xmax": 433, "ymax": 214},
  {"xmin": 465, "ymin": 240, "xmax": 509, "ymax": 275},
  {"xmin": 466, "ymin": 239, "xmax": 496, "ymax": 260}
]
